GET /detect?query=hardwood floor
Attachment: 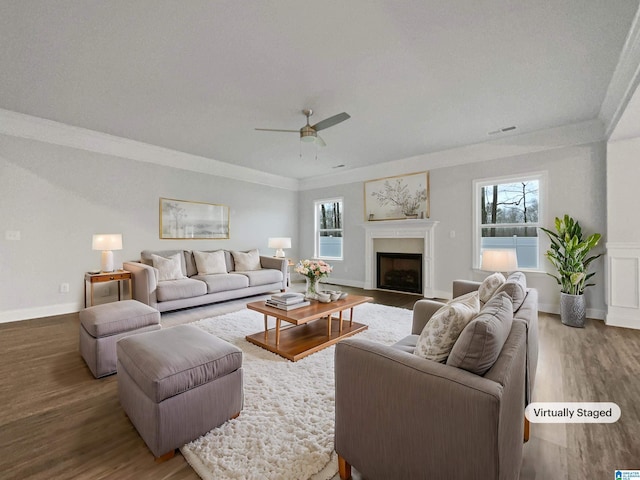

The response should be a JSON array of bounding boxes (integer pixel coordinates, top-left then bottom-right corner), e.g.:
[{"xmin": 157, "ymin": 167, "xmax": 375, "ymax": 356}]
[{"xmin": 1, "ymin": 284, "xmax": 639, "ymax": 479}]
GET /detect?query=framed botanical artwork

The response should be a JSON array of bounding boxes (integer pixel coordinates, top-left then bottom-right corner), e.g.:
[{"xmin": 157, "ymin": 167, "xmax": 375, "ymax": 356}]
[
  {"xmin": 159, "ymin": 198, "xmax": 230, "ymax": 239},
  {"xmin": 364, "ymin": 171, "xmax": 430, "ymax": 221}
]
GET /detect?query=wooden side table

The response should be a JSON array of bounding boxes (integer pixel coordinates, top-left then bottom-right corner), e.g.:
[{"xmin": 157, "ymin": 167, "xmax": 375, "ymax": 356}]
[{"xmin": 84, "ymin": 270, "xmax": 132, "ymax": 308}]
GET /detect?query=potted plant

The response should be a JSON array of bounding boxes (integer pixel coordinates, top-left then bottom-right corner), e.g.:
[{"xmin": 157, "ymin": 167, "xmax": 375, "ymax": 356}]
[{"xmin": 540, "ymin": 214, "xmax": 601, "ymax": 327}]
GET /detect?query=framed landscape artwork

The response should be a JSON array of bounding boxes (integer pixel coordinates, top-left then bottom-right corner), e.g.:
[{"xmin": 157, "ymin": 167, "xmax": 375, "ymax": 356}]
[
  {"xmin": 364, "ymin": 171, "xmax": 430, "ymax": 221},
  {"xmin": 159, "ymin": 198, "xmax": 230, "ymax": 239}
]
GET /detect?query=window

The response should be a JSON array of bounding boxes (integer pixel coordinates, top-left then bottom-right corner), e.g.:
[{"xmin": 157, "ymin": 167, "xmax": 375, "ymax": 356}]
[
  {"xmin": 473, "ymin": 173, "xmax": 545, "ymax": 270},
  {"xmin": 315, "ymin": 198, "xmax": 343, "ymax": 260}
]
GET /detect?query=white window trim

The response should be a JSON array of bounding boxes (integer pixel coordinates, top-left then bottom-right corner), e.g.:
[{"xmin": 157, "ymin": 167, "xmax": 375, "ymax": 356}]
[
  {"xmin": 472, "ymin": 171, "xmax": 547, "ymax": 271},
  {"xmin": 314, "ymin": 197, "xmax": 344, "ymax": 261}
]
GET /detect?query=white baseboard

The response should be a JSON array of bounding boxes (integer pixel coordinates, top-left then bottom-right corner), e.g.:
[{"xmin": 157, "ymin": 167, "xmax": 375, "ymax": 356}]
[
  {"xmin": 431, "ymin": 289, "xmax": 451, "ymax": 300},
  {"xmin": 537, "ymin": 302, "xmax": 606, "ymax": 321},
  {"xmin": 605, "ymin": 313, "xmax": 640, "ymax": 329},
  {"xmin": 322, "ymin": 277, "xmax": 366, "ymax": 289},
  {"xmin": 0, "ymin": 302, "xmax": 81, "ymax": 324}
]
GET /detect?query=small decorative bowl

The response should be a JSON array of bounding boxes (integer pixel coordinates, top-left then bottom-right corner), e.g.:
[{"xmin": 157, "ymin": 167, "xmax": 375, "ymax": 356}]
[
  {"xmin": 317, "ymin": 292, "xmax": 331, "ymax": 303},
  {"xmin": 339, "ymin": 292, "xmax": 348, "ymax": 300},
  {"xmin": 329, "ymin": 292, "xmax": 341, "ymax": 301}
]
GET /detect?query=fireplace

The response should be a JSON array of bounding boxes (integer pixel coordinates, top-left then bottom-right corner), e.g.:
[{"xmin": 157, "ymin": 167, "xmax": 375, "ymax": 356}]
[
  {"xmin": 363, "ymin": 219, "xmax": 438, "ymax": 298},
  {"xmin": 377, "ymin": 252, "xmax": 423, "ymax": 294}
]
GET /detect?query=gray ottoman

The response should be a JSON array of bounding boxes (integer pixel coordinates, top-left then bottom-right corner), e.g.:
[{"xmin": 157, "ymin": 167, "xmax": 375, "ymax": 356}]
[
  {"xmin": 116, "ymin": 324, "xmax": 244, "ymax": 460},
  {"xmin": 79, "ymin": 300, "xmax": 161, "ymax": 378}
]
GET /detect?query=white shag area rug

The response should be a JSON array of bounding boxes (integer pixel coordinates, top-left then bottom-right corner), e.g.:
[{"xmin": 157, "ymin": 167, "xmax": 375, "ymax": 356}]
[{"xmin": 180, "ymin": 302, "xmax": 413, "ymax": 480}]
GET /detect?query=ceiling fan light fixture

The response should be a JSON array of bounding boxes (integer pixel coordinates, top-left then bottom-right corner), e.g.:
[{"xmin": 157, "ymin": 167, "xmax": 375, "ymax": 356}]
[{"xmin": 300, "ymin": 126, "xmax": 317, "ymax": 142}]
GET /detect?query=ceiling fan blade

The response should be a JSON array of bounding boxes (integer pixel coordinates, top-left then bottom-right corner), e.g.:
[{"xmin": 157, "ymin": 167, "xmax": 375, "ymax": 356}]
[
  {"xmin": 311, "ymin": 112, "xmax": 351, "ymax": 131},
  {"xmin": 315, "ymin": 135, "xmax": 326, "ymax": 147},
  {"xmin": 254, "ymin": 128, "xmax": 299, "ymax": 133}
]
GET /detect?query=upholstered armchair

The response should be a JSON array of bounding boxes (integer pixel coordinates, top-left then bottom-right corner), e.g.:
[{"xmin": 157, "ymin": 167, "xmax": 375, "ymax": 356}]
[{"xmin": 334, "ymin": 277, "xmax": 538, "ymax": 480}]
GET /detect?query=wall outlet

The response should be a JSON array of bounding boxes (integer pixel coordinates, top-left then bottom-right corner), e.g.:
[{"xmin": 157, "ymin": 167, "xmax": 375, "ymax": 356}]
[
  {"xmin": 5, "ymin": 230, "xmax": 21, "ymax": 241},
  {"xmin": 59, "ymin": 283, "xmax": 70, "ymax": 294}
]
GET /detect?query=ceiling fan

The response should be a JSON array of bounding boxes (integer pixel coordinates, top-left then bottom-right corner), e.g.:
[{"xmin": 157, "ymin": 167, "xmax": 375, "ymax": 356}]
[{"xmin": 255, "ymin": 109, "xmax": 350, "ymax": 147}]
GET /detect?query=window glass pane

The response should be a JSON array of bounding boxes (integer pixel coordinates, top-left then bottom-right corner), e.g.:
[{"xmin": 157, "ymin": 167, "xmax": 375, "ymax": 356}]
[
  {"xmin": 319, "ymin": 235, "xmax": 343, "ymax": 258},
  {"xmin": 481, "ymin": 227, "xmax": 538, "ymax": 269},
  {"xmin": 480, "ymin": 181, "xmax": 539, "ymax": 225},
  {"xmin": 317, "ymin": 202, "xmax": 343, "ymax": 229},
  {"xmin": 316, "ymin": 199, "xmax": 343, "ymax": 259}
]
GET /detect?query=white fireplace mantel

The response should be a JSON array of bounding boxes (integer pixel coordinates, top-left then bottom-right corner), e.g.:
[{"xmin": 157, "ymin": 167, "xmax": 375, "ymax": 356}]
[{"xmin": 362, "ymin": 219, "xmax": 439, "ymax": 298}]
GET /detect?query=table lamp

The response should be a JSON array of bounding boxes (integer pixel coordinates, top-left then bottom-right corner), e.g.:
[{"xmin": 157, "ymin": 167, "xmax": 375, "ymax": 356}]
[
  {"xmin": 268, "ymin": 237, "xmax": 291, "ymax": 258},
  {"xmin": 92, "ymin": 234, "xmax": 123, "ymax": 272},
  {"xmin": 480, "ymin": 249, "xmax": 518, "ymax": 275}
]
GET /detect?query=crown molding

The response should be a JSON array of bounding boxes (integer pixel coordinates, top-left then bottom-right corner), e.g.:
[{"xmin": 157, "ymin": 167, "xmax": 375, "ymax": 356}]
[
  {"xmin": 599, "ymin": 4, "xmax": 640, "ymax": 138},
  {"xmin": 298, "ymin": 119, "xmax": 605, "ymax": 190},
  {"xmin": 0, "ymin": 108, "xmax": 299, "ymax": 191},
  {"xmin": 0, "ymin": 108, "xmax": 606, "ymax": 193}
]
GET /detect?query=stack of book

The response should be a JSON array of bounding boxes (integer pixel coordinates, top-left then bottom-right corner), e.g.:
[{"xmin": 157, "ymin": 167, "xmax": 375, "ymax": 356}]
[{"xmin": 265, "ymin": 292, "xmax": 310, "ymax": 311}]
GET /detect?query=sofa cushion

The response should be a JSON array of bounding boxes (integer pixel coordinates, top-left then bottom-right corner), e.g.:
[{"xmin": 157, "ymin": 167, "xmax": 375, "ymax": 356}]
[
  {"xmin": 413, "ymin": 291, "xmax": 480, "ymax": 362},
  {"xmin": 182, "ymin": 251, "xmax": 198, "ymax": 277},
  {"xmin": 238, "ymin": 268, "xmax": 283, "ymax": 287},
  {"xmin": 152, "ymin": 253, "xmax": 186, "ymax": 282},
  {"xmin": 193, "ymin": 250, "xmax": 228, "ymax": 275},
  {"xmin": 156, "ymin": 277, "xmax": 207, "ymax": 301},
  {"xmin": 141, "ymin": 249, "xmax": 188, "ymax": 277},
  {"xmin": 117, "ymin": 324, "xmax": 243, "ymax": 403},
  {"xmin": 493, "ymin": 271, "xmax": 527, "ymax": 312},
  {"xmin": 447, "ymin": 292, "xmax": 513, "ymax": 375},
  {"xmin": 478, "ymin": 272, "xmax": 506, "ymax": 303},
  {"xmin": 192, "ymin": 273, "xmax": 249, "ymax": 294},
  {"xmin": 392, "ymin": 334, "xmax": 419, "ymax": 354},
  {"xmin": 79, "ymin": 300, "xmax": 160, "ymax": 338},
  {"xmin": 231, "ymin": 249, "xmax": 261, "ymax": 271}
]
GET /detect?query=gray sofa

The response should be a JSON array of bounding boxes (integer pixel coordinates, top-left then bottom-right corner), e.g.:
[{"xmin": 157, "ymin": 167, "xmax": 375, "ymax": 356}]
[
  {"xmin": 123, "ymin": 249, "xmax": 287, "ymax": 313},
  {"xmin": 335, "ymin": 274, "xmax": 538, "ymax": 480}
]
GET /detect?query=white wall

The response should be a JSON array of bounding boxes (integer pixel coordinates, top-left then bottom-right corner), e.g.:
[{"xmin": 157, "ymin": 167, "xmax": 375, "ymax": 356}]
[
  {"xmin": 299, "ymin": 142, "xmax": 608, "ymax": 318},
  {"xmin": 0, "ymin": 134, "xmax": 298, "ymax": 322},
  {"xmin": 607, "ymin": 137, "xmax": 640, "ymax": 242},
  {"xmin": 605, "ymin": 136, "xmax": 640, "ymax": 328}
]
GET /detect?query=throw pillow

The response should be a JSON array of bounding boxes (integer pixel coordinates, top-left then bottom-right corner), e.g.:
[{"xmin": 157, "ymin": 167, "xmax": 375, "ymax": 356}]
[
  {"xmin": 414, "ymin": 291, "xmax": 480, "ymax": 362},
  {"xmin": 493, "ymin": 271, "xmax": 527, "ymax": 312},
  {"xmin": 447, "ymin": 290, "xmax": 480, "ymax": 307},
  {"xmin": 193, "ymin": 250, "xmax": 228, "ymax": 275},
  {"xmin": 151, "ymin": 253, "xmax": 186, "ymax": 282},
  {"xmin": 141, "ymin": 249, "xmax": 188, "ymax": 277},
  {"xmin": 446, "ymin": 292, "xmax": 514, "ymax": 375},
  {"xmin": 478, "ymin": 272, "xmax": 506, "ymax": 303},
  {"xmin": 231, "ymin": 249, "xmax": 261, "ymax": 271}
]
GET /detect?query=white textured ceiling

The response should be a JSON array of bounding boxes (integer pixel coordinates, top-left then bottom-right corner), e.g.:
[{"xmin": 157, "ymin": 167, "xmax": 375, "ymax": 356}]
[{"xmin": 1, "ymin": 1, "xmax": 638, "ymax": 179}]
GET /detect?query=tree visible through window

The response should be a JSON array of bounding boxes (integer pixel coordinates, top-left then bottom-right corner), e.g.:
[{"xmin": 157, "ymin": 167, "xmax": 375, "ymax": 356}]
[
  {"xmin": 315, "ymin": 198, "xmax": 343, "ymax": 260},
  {"xmin": 475, "ymin": 175, "xmax": 543, "ymax": 269}
]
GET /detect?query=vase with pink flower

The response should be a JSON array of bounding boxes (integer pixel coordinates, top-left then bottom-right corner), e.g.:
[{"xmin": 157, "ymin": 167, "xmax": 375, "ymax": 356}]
[{"xmin": 295, "ymin": 259, "xmax": 333, "ymax": 300}]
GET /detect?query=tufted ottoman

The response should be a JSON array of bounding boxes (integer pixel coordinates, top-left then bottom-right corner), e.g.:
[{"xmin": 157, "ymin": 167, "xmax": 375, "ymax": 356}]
[
  {"xmin": 116, "ymin": 324, "xmax": 244, "ymax": 460},
  {"xmin": 79, "ymin": 300, "xmax": 161, "ymax": 378}
]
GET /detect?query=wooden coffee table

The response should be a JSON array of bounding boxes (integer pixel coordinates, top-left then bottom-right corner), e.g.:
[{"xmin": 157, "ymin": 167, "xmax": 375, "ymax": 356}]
[{"xmin": 246, "ymin": 295, "xmax": 373, "ymax": 361}]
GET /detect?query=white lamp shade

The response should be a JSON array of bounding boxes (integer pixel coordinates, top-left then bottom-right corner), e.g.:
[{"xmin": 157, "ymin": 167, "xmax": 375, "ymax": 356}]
[
  {"xmin": 92, "ymin": 234, "xmax": 123, "ymax": 272},
  {"xmin": 268, "ymin": 237, "xmax": 291, "ymax": 258},
  {"xmin": 481, "ymin": 249, "xmax": 518, "ymax": 272},
  {"xmin": 92, "ymin": 234, "xmax": 123, "ymax": 251},
  {"xmin": 268, "ymin": 237, "xmax": 292, "ymax": 249}
]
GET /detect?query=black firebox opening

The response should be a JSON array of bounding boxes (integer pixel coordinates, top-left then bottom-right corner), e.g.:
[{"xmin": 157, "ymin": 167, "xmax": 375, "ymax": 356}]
[{"xmin": 376, "ymin": 252, "xmax": 423, "ymax": 294}]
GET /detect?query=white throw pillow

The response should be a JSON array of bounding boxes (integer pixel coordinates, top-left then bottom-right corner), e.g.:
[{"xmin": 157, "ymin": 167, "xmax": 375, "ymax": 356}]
[
  {"xmin": 193, "ymin": 250, "xmax": 228, "ymax": 275},
  {"xmin": 151, "ymin": 253, "xmax": 186, "ymax": 282},
  {"xmin": 478, "ymin": 272, "xmax": 506, "ymax": 303},
  {"xmin": 414, "ymin": 291, "xmax": 480, "ymax": 362},
  {"xmin": 232, "ymin": 249, "xmax": 261, "ymax": 271}
]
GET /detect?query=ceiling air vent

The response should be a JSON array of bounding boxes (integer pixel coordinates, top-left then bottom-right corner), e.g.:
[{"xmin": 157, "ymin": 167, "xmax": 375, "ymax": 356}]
[{"xmin": 488, "ymin": 126, "xmax": 517, "ymax": 135}]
